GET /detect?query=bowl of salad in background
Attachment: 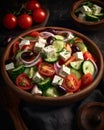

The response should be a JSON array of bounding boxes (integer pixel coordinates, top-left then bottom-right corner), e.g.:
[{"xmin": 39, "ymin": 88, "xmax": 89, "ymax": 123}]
[
  {"xmin": 1, "ymin": 27, "xmax": 104, "ymax": 106},
  {"xmin": 70, "ymin": 0, "xmax": 104, "ymax": 31}
]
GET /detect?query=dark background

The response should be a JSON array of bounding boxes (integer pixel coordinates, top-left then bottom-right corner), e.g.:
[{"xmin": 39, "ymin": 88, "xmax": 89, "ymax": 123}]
[{"xmin": 0, "ymin": 0, "xmax": 104, "ymax": 130}]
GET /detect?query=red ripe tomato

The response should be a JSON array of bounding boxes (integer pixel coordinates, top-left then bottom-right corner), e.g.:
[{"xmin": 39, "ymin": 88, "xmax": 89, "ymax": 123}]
[
  {"xmin": 62, "ymin": 75, "xmax": 80, "ymax": 92},
  {"xmin": 2, "ymin": 13, "xmax": 17, "ymax": 29},
  {"xmin": 12, "ymin": 41, "xmax": 20, "ymax": 55},
  {"xmin": 26, "ymin": 0, "xmax": 41, "ymax": 11},
  {"xmin": 38, "ymin": 62, "xmax": 55, "ymax": 77},
  {"xmin": 16, "ymin": 73, "xmax": 33, "ymax": 90},
  {"xmin": 83, "ymin": 51, "xmax": 96, "ymax": 62},
  {"xmin": 81, "ymin": 73, "xmax": 93, "ymax": 88},
  {"xmin": 21, "ymin": 42, "xmax": 34, "ymax": 51},
  {"xmin": 17, "ymin": 14, "xmax": 33, "ymax": 29},
  {"xmin": 32, "ymin": 8, "xmax": 46, "ymax": 23},
  {"xmin": 29, "ymin": 31, "xmax": 39, "ymax": 37}
]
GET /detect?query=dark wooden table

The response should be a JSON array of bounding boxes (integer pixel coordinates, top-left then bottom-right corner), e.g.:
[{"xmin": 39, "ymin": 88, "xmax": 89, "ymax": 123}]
[{"xmin": 0, "ymin": 0, "xmax": 104, "ymax": 130}]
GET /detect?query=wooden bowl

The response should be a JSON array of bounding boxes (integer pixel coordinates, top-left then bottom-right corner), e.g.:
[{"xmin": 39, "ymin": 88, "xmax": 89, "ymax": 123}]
[
  {"xmin": 1, "ymin": 27, "xmax": 104, "ymax": 106},
  {"xmin": 70, "ymin": 0, "xmax": 104, "ymax": 31}
]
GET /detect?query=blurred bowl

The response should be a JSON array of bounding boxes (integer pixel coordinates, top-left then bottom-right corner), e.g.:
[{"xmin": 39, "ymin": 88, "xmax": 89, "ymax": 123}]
[
  {"xmin": 1, "ymin": 27, "xmax": 104, "ymax": 106},
  {"xmin": 70, "ymin": 0, "xmax": 104, "ymax": 31}
]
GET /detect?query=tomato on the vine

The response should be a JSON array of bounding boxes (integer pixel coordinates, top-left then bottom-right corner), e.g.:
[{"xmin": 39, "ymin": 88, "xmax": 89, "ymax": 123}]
[
  {"xmin": 17, "ymin": 14, "xmax": 33, "ymax": 29},
  {"xmin": 32, "ymin": 8, "xmax": 46, "ymax": 23},
  {"xmin": 2, "ymin": 13, "xmax": 17, "ymax": 29},
  {"xmin": 26, "ymin": 0, "xmax": 41, "ymax": 11}
]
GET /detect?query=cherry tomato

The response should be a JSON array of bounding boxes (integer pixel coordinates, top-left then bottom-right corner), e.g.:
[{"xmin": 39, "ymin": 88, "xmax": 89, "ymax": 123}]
[
  {"xmin": 29, "ymin": 31, "xmax": 39, "ymax": 37},
  {"xmin": 38, "ymin": 62, "xmax": 55, "ymax": 77},
  {"xmin": 32, "ymin": 8, "xmax": 46, "ymax": 23},
  {"xmin": 12, "ymin": 41, "xmax": 20, "ymax": 55},
  {"xmin": 26, "ymin": 0, "xmax": 41, "ymax": 11},
  {"xmin": 83, "ymin": 51, "xmax": 96, "ymax": 62},
  {"xmin": 17, "ymin": 14, "xmax": 33, "ymax": 29},
  {"xmin": 81, "ymin": 73, "xmax": 93, "ymax": 88},
  {"xmin": 2, "ymin": 13, "xmax": 17, "ymax": 29},
  {"xmin": 16, "ymin": 73, "xmax": 33, "ymax": 90},
  {"xmin": 62, "ymin": 75, "xmax": 80, "ymax": 92}
]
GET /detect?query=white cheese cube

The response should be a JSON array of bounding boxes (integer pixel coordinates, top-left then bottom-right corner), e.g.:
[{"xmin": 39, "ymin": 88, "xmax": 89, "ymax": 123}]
[
  {"xmin": 59, "ymin": 49, "xmax": 71, "ymax": 61},
  {"xmin": 33, "ymin": 72, "xmax": 44, "ymax": 83},
  {"xmin": 52, "ymin": 75, "xmax": 63, "ymax": 86},
  {"xmin": 43, "ymin": 45, "xmax": 56, "ymax": 58},
  {"xmin": 93, "ymin": 4, "xmax": 102, "ymax": 15},
  {"xmin": 73, "ymin": 52, "xmax": 84, "ymax": 60},
  {"xmin": 81, "ymin": 5, "xmax": 92, "ymax": 14},
  {"xmin": 19, "ymin": 39, "xmax": 30, "ymax": 49},
  {"xmin": 31, "ymin": 86, "xmax": 42, "ymax": 95},
  {"xmin": 34, "ymin": 42, "xmax": 45, "ymax": 52},
  {"xmin": 38, "ymin": 36, "xmax": 46, "ymax": 44},
  {"xmin": 59, "ymin": 65, "xmax": 71, "ymax": 77},
  {"xmin": 78, "ymin": 13, "xmax": 86, "ymax": 20},
  {"xmin": 67, "ymin": 33, "xmax": 74, "ymax": 40},
  {"xmin": 5, "ymin": 62, "xmax": 15, "ymax": 70}
]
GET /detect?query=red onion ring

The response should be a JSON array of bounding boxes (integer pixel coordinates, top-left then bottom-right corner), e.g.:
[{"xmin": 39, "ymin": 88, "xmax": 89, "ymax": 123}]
[{"xmin": 39, "ymin": 31, "xmax": 54, "ymax": 38}]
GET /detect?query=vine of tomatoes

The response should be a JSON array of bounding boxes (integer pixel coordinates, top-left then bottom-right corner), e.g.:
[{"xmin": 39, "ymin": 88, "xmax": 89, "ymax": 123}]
[{"xmin": 2, "ymin": 0, "xmax": 47, "ymax": 30}]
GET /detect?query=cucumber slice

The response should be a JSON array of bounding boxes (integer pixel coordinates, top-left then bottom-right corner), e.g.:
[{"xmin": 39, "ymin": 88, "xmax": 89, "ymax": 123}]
[
  {"xmin": 86, "ymin": 13, "xmax": 99, "ymax": 22},
  {"xmin": 75, "ymin": 42, "xmax": 87, "ymax": 53},
  {"xmin": 43, "ymin": 86, "xmax": 59, "ymax": 97},
  {"xmin": 53, "ymin": 40, "xmax": 65, "ymax": 52},
  {"xmin": 70, "ymin": 68, "xmax": 82, "ymax": 80},
  {"xmin": 82, "ymin": 60, "xmax": 95, "ymax": 75},
  {"xmin": 70, "ymin": 60, "xmax": 83, "ymax": 70},
  {"xmin": 94, "ymin": 13, "xmax": 104, "ymax": 20},
  {"xmin": 54, "ymin": 35, "xmax": 64, "ymax": 40},
  {"xmin": 10, "ymin": 65, "xmax": 25, "ymax": 80},
  {"xmin": 44, "ymin": 53, "xmax": 58, "ymax": 63},
  {"xmin": 38, "ymin": 78, "xmax": 51, "ymax": 91}
]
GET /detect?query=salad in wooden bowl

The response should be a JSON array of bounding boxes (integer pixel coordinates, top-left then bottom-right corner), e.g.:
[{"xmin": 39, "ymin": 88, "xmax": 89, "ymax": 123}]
[{"xmin": 1, "ymin": 27, "xmax": 104, "ymax": 106}]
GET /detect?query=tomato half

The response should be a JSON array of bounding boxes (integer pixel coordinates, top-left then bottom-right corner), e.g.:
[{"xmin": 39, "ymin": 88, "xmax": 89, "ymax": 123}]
[
  {"xmin": 81, "ymin": 73, "xmax": 93, "ymax": 88},
  {"xmin": 29, "ymin": 31, "xmax": 39, "ymax": 37},
  {"xmin": 62, "ymin": 75, "xmax": 80, "ymax": 92},
  {"xmin": 38, "ymin": 62, "xmax": 55, "ymax": 77},
  {"xmin": 16, "ymin": 73, "xmax": 33, "ymax": 90},
  {"xmin": 21, "ymin": 42, "xmax": 34, "ymax": 51},
  {"xmin": 83, "ymin": 51, "xmax": 96, "ymax": 62}
]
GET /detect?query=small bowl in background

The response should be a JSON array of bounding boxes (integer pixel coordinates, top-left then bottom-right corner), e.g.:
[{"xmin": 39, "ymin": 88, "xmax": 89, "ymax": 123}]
[{"xmin": 70, "ymin": 0, "xmax": 104, "ymax": 31}]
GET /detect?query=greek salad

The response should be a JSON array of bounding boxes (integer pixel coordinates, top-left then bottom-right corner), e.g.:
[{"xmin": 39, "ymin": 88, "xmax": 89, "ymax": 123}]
[
  {"xmin": 5, "ymin": 28, "xmax": 98, "ymax": 97},
  {"xmin": 75, "ymin": 1, "xmax": 104, "ymax": 22}
]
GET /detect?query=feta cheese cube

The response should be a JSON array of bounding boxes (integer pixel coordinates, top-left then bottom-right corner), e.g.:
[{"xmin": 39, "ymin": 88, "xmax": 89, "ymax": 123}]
[
  {"xmin": 33, "ymin": 72, "xmax": 44, "ymax": 83},
  {"xmin": 73, "ymin": 52, "xmax": 84, "ymax": 60},
  {"xmin": 31, "ymin": 86, "xmax": 42, "ymax": 95},
  {"xmin": 59, "ymin": 49, "xmax": 71, "ymax": 61},
  {"xmin": 34, "ymin": 41, "xmax": 45, "ymax": 52},
  {"xmin": 81, "ymin": 5, "xmax": 92, "ymax": 14},
  {"xmin": 52, "ymin": 75, "xmax": 63, "ymax": 86},
  {"xmin": 78, "ymin": 13, "xmax": 86, "ymax": 20},
  {"xmin": 59, "ymin": 65, "xmax": 71, "ymax": 77},
  {"xmin": 5, "ymin": 62, "xmax": 15, "ymax": 70},
  {"xmin": 19, "ymin": 39, "xmax": 30, "ymax": 49},
  {"xmin": 43, "ymin": 45, "xmax": 56, "ymax": 58},
  {"xmin": 93, "ymin": 4, "xmax": 102, "ymax": 15},
  {"xmin": 67, "ymin": 33, "xmax": 74, "ymax": 40},
  {"xmin": 38, "ymin": 36, "xmax": 46, "ymax": 44}
]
